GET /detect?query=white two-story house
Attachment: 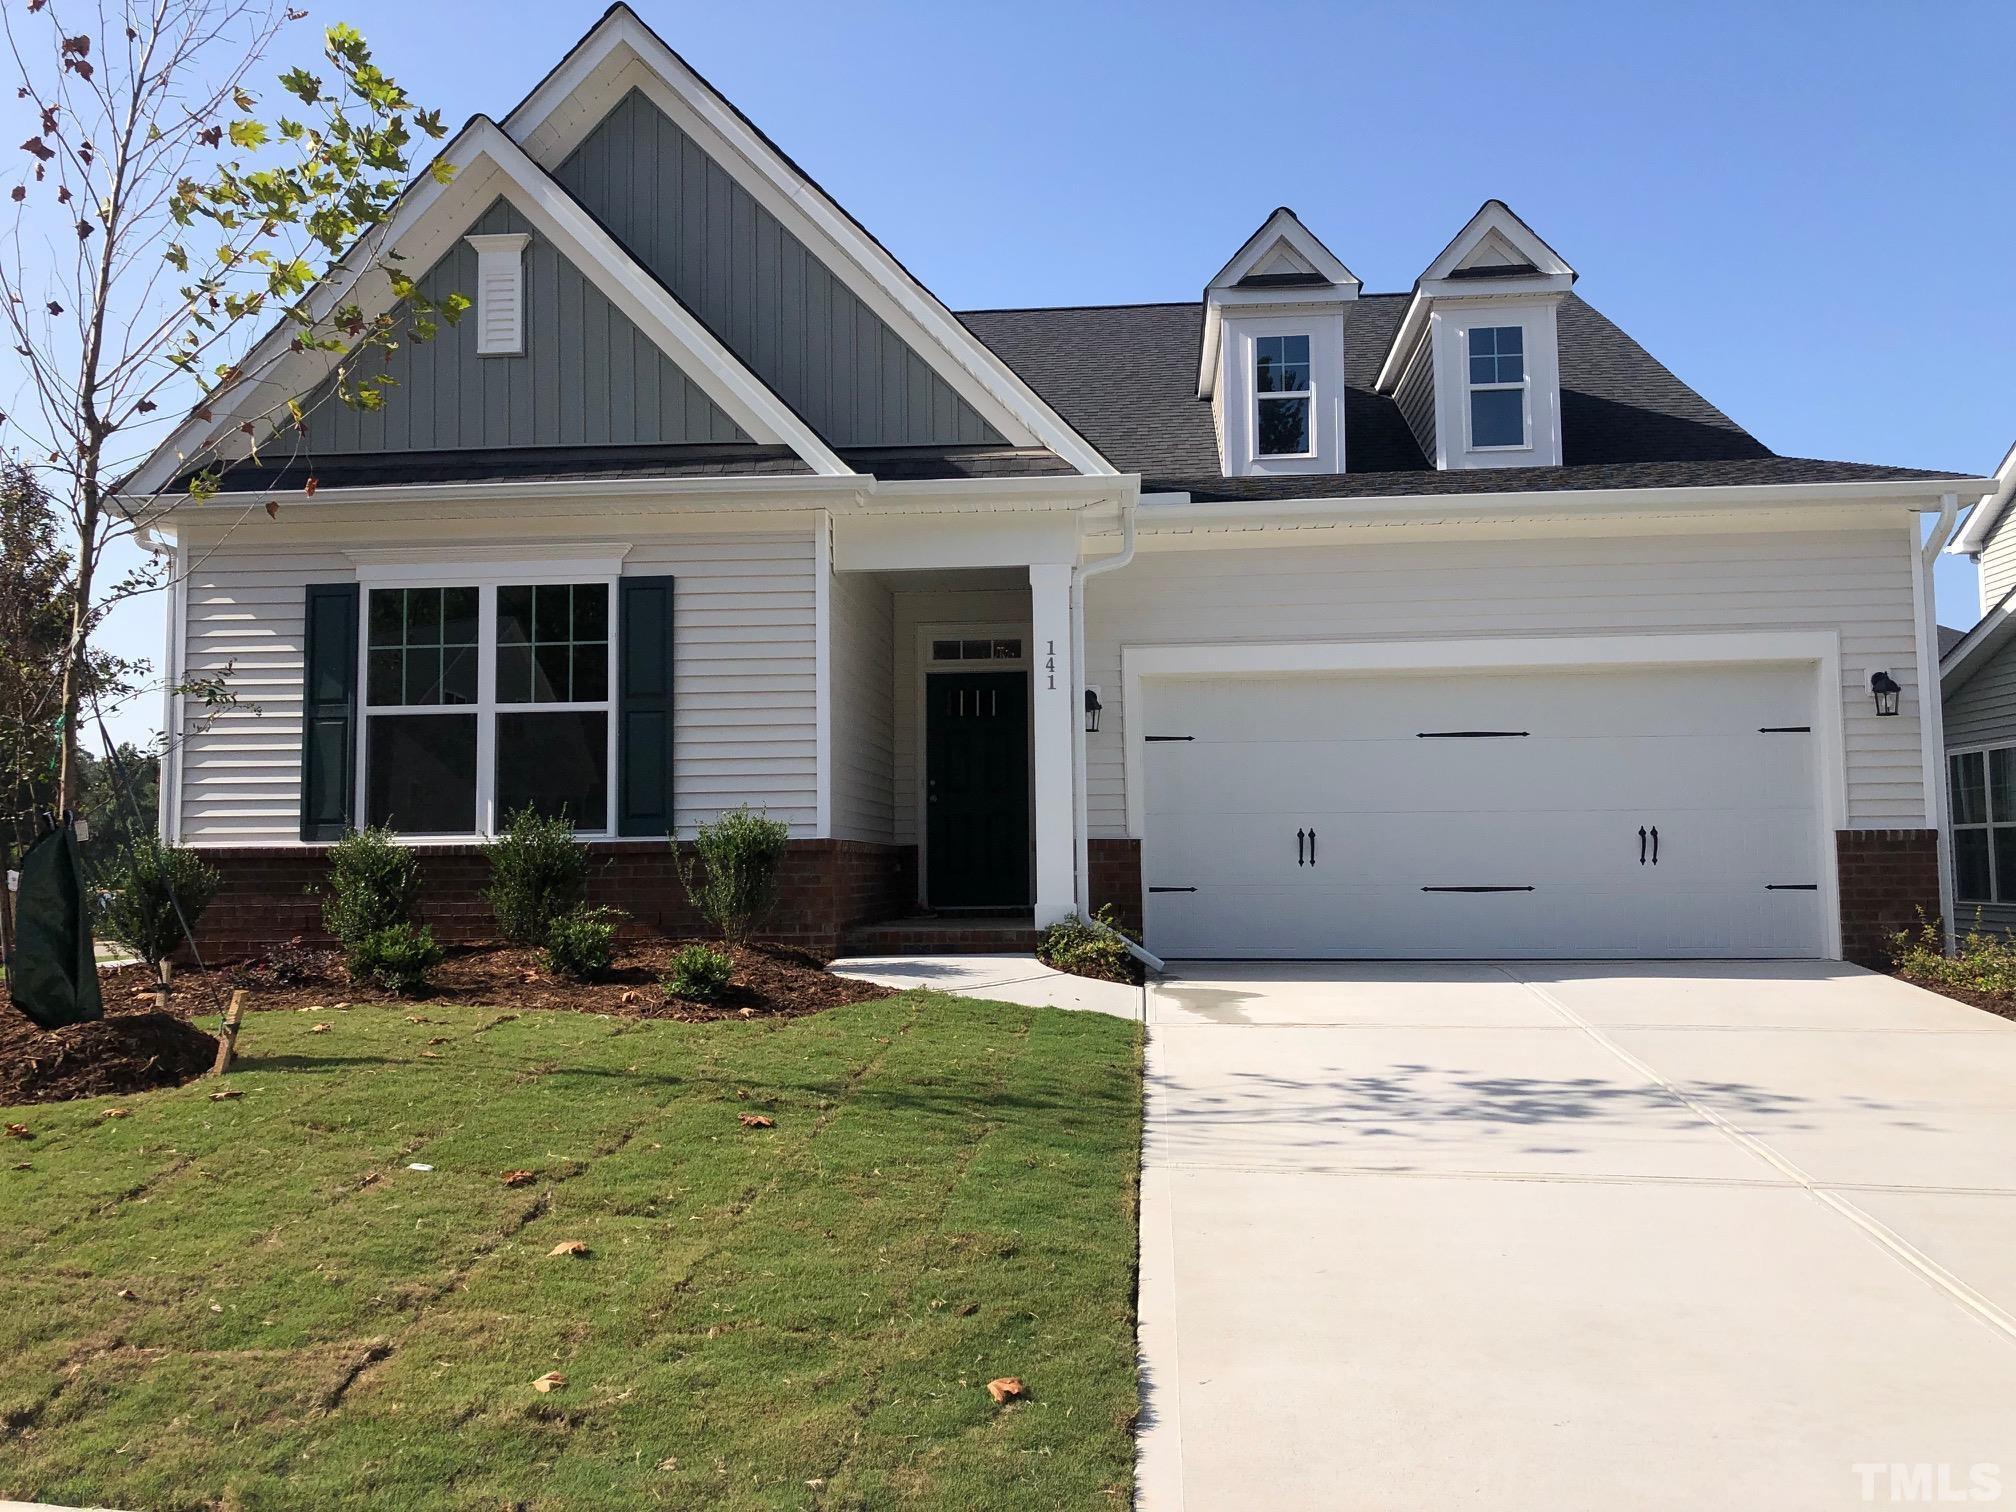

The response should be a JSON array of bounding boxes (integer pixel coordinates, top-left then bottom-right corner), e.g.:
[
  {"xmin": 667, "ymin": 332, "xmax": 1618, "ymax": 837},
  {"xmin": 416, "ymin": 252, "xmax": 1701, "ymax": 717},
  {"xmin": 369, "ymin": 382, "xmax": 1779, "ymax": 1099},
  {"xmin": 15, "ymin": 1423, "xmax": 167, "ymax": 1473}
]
[{"xmin": 128, "ymin": 6, "xmax": 1998, "ymax": 965}]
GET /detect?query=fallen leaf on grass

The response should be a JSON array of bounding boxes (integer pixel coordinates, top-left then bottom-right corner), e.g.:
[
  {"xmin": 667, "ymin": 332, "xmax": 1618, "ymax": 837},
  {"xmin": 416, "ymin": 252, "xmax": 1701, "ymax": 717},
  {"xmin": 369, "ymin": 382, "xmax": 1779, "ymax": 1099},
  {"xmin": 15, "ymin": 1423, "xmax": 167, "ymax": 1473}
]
[
  {"xmin": 547, "ymin": 1240, "xmax": 590, "ymax": 1258},
  {"xmin": 103, "ymin": 1108, "xmax": 130, "ymax": 1119},
  {"xmin": 210, "ymin": 1303, "xmax": 224, "ymax": 1313},
  {"xmin": 738, "ymin": 1006, "xmax": 755, "ymax": 1018},
  {"xmin": 116, "ymin": 1287, "xmax": 137, "ymax": 1300},
  {"xmin": 501, "ymin": 1169, "xmax": 536, "ymax": 1187},
  {"xmin": 426, "ymin": 1036, "xmax": 449, "ymax": 1046},
  {"xmin": 986, "ymin": 1376, "xmax": 1025, "ymax": 1404},
  {"xmin": 309, "ymin": 1023, "xmax": 331, "ymax": 1034},
  {"xmin": 208, "ymin": 1089, "xmax": 242, "ymax": 1101},
  {"xmin": 405, "ymin": 1015, "xmax": 429, "ymax": 1024},
  {"xmin": 9, "ymin": 1162, "xmax": 29, "ymax": 1171},
  {"xmin": 418, "ymin": 1051, "xmax": 443, "ymax": 1059},
  {"xmin": 4, "ymin": 1123, "xmax": 32, "ymax": 1139},
  {"xmin": 656, "ymin": 1456, "xmax": 679, "ymax": 1471},
  {"xmin": 532, "ymin": 1371, "xmax": 566, "ymax": 1393},
  {"xmin": 737, "ymin": 1114, "xmax": 774, "ymax": 1129},
  {"xmin": 805, "ymin": 1479, "xmax": 826, "ymax": 1490}
]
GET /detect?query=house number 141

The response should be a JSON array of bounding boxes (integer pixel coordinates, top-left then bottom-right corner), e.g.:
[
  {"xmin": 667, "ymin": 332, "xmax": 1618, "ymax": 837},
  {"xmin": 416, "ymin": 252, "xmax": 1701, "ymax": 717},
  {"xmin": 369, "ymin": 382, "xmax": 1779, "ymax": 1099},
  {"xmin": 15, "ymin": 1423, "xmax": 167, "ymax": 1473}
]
[{"xmin": 1045, "ymin": 640, "xmax": 1057, "ymax": 690}]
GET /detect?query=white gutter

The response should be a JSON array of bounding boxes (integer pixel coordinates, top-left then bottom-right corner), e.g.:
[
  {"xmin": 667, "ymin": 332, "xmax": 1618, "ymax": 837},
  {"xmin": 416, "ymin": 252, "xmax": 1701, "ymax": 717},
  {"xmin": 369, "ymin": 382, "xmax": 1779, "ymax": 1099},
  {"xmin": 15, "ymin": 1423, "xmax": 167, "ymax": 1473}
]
[
  {"xmin": 1920, "ymin": 492, "xmax": 1960, "ymax": 948},
  {"xmin": 1070, "ymin": 491, "xmax": 1163, "ymax": 974},
  {"xmin": 1945, "ymin": 439, "xmax": 2016, "ymax": 558}
]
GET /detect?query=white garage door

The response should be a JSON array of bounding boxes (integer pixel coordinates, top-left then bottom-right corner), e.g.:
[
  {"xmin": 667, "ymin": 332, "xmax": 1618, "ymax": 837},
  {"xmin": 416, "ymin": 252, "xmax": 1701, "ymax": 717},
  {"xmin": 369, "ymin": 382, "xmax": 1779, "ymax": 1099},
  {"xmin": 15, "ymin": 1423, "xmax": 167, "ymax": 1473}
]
[{"xmin": 1141, "ymin": 664, "xmax": 1826, "ymax": 959}]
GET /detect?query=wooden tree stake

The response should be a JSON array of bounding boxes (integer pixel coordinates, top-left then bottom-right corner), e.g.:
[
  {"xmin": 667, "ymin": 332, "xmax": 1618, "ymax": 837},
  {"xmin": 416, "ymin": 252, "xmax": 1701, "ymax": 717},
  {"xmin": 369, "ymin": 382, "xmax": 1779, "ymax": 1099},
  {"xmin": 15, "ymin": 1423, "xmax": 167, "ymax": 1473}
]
[{"xmin": 211, "ymin": 989, "xmax": 247, "ymax": 1076}]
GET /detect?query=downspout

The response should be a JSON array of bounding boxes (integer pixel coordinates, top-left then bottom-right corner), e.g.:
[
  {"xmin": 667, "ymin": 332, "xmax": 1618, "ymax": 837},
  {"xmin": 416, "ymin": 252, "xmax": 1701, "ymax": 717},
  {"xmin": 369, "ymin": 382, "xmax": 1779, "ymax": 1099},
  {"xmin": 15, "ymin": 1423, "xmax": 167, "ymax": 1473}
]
[
  {"xmin": 1920, "ymin": 492, "xmax": 1960, "ymax": 949},
  {"xmin": 1071, "ymin": 490, "xmax": 1163, "ymax": 973}
]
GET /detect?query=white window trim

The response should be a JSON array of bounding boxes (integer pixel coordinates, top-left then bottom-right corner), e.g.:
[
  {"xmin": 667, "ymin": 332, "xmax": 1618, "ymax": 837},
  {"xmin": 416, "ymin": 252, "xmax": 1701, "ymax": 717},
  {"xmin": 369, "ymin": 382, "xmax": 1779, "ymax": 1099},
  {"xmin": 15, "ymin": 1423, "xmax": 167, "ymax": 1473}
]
[
  {"xmin": 1464, "ymin": 323, "xmax": 1532, "ymax": 453},
  {"xmin": 1947, "ymin": 741, "xmax": 2016, "ymax": 905},
  {"xmin": 1253, "ymin": 334, "xmax": 1316, "ymax": 461},
  {"xmin": 354, "ymin": 571, "xmax": 620, "ymax": 842},
  {"xmin": 467, "ymin": 232, "xmax": 531, "ymax": 357}
]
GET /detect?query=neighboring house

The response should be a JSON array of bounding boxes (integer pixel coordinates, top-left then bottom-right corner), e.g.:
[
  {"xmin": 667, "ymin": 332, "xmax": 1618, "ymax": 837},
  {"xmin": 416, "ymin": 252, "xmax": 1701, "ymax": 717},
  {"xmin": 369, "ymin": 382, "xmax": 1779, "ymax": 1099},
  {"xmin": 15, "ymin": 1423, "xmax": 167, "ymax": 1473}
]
[
  {"xmin": 128, "ymin": 7, "xmax": 1999, "ymax": 966},
  {"xmin": 1936, "ymin": 445, "xmax": 2016, "ymax": 933}
]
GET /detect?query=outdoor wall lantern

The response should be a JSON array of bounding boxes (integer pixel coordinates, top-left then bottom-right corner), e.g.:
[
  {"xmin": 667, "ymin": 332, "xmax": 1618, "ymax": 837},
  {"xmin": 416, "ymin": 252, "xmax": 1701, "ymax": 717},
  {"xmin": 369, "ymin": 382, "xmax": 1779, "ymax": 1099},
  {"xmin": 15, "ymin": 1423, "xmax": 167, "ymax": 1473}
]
[
  {"xmin": 1084, "ymin": 688, "xmax": 1103, "ymax": 733},
  {"xmin": 1870, "ymin": 670, "xmax": 1902, "ymax": 717}
]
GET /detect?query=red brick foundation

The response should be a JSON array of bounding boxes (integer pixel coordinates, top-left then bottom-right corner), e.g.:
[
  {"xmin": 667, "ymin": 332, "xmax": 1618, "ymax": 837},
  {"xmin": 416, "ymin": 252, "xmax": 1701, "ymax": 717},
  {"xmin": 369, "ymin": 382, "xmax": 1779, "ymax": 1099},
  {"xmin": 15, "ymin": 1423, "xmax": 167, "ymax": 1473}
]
[
  {"xmin": 187, "ymin": 839, "xmax": 914, "ymax": 962},
  {"xmin": 1835, "ymin": 828, "xmax": 1940, "ymax": 968},
  {"xmin": 1088, "ymin": 837, "xmax": 1142, "ymax": 937}
]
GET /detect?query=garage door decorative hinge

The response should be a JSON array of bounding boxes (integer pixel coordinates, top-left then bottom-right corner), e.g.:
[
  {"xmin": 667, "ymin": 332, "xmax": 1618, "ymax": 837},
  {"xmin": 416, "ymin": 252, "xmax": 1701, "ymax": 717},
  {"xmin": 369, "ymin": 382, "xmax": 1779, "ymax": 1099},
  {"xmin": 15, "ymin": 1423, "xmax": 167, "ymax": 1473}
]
[
  {"xmin": 1758, "ymin": 726, "xmax": 1812, "ymax": 734},
  {"xmin": 1765, "ymin": 884, "xmax": 1819, "ymax": 891},
  {"xmin": 1144, "ymin": 735, "xmax": 1194, "ymax": 742},
  {"xmin": 1148, "ymin": 886, "xmax": 1197, "ymax": 893},
  {"xmin": 1421, "ymin": 885, "xmax": 1537, "ymax": 893},
  {"xmin": 1416, "ymin": 730, "xmax": 1529, "ymax": 739}
]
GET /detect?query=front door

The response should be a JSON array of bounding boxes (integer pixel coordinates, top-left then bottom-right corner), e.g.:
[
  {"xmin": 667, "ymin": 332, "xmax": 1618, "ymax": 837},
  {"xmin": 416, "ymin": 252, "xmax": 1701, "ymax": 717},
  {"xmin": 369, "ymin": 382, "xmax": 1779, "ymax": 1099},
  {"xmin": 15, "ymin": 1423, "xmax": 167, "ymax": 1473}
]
[{"xmin": 925, "ymin": 670, "xmax": 1030, "ymax": 908}]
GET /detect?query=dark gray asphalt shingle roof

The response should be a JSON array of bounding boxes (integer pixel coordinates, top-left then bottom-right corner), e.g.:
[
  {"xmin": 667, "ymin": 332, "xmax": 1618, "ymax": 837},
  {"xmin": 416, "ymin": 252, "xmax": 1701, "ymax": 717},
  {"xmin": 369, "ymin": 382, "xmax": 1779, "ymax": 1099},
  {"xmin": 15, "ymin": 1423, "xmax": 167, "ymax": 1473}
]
[{"xmin": 960, "ymin": 292, "xmax": 1956, "ymax": 496}]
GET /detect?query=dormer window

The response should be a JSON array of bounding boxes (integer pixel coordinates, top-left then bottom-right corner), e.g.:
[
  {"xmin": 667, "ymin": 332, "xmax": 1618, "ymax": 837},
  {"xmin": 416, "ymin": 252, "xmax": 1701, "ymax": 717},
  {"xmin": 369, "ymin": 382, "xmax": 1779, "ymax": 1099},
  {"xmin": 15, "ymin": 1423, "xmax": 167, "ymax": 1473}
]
[
  {"xmin": 1255, "ymin": 334, "xmax": 1313, "ymax": 456},
  {"xmin": 1467, "ymin": 325, "xmax": 1527, "ymax": 448}
]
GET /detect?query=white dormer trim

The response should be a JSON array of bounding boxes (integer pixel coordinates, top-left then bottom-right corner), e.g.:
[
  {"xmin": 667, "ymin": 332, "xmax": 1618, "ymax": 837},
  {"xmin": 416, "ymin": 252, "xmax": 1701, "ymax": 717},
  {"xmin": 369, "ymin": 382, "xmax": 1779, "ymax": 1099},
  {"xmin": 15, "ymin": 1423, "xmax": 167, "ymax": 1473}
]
[
  {"xmin": 466, "ymin": 232, "xmax": 531, "ymax": 355},
  {"xmin": 123, "ymin": 116, "xmax": 854, "ymax": 496},
  {"xmin": 1198, "ymin": 207, "xmax": 1360, "ymax": 400},
  {"xmin": 500, "ymin": 5, "xmax": 1115, "ymax": 476},
  {"xmin": 1377, "ymin": 200, "xmax": 1577, "ymax": 395}
]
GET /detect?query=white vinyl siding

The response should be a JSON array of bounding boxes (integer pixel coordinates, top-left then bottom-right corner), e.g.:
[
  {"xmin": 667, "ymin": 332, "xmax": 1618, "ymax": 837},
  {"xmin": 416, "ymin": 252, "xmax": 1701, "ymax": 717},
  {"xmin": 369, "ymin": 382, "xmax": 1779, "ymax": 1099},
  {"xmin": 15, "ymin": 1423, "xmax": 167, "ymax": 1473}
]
[
  {"xmin": 175, "ymin": 529, "xmax": 820, "ymax": 844},
  {"xmin": 828, "ymin": 570, "xmax": 895, "ymax": 842},
  {"xmin": 1394, "ymin": 336, "xmax": 1436, "ymax": 463},
  {"xmin": 1084, "ymin": 525, "xmax": 1924, "ymax": 837},
  {"xmin": 1981, "ymin": 524, "xmax": 2016, "ymax": 614}
]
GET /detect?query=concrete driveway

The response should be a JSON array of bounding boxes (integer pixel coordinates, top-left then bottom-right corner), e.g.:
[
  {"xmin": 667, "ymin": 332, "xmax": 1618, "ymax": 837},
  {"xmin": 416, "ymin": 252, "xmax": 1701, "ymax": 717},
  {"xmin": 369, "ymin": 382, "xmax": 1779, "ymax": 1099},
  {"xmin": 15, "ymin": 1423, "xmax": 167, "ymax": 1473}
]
[{"xmin": 1136, "ymin": 962, "xmax": 2016, "ymax": 1510}]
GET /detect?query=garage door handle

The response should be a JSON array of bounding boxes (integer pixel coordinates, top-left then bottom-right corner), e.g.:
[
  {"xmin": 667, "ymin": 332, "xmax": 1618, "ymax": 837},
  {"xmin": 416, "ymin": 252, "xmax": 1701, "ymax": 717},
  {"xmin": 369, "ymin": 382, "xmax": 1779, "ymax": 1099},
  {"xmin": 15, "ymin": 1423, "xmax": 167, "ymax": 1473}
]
[
  {"xmin": 1296, "ymin": 828, "xmax": 1305, "ymax": 867},
  {"xmin": 1308, "ymin": 828, "xmax": 1316, "ymax": 866},
  {"xmin": 1650, "ymin": 826, "xmax": 1659, "ymax": 865},
  {"xmin": 1638, "ymin": 826, "xmax": 1647, "ymax": 865}
]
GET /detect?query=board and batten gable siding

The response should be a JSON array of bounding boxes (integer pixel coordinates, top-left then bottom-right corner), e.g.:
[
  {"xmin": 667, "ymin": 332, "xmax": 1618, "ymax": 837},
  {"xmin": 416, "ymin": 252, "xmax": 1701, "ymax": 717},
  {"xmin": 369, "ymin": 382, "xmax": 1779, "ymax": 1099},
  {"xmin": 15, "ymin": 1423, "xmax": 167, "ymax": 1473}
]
[
  {"xmin": 1082, "ymin": 526, "xmax": 1928, "ymax": 837},
  {"xmin": 312, "ymin": 199, "xmax": 749, "ymax": 454},
  {"xmin": 1980, "ymin": 521, "xmax": 2016, "ymax": 615},
  {"xmin": 828, "ymin": 571, "xmax": 896, "ymax": 842},
  {"xmin": 555, "ymin": 89, "xmax": 1003, "ymax": 451},
  {"xmin": 174, "ymin": 530, "xmax": 819, "ymax": 844}
]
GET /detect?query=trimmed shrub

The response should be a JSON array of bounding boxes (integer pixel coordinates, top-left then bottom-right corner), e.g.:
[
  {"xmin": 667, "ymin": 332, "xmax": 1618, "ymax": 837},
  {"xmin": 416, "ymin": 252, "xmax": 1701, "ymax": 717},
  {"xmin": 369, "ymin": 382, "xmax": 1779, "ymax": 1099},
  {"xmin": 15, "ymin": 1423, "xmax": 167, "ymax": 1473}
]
[
  {"xmin": 543, "ymin": 905, "xmax": 622, "ymax": 982},
  {"xmin": 97, "ymin": 841, "xmax": 221, "ymax": 970},
  {"xmin": 1891, "ymin": 911, "xmax": 2016, "ymax": 998},
  {"xmin": 663, "ymin": 943, "xmax": 734, "ymax": 1002},
  {"xmin": 483, "ymin": 806, "xmax": 588, "ymax": 946},
  {"xmin": 346, "ymin": 923, "xmax": 443, "ymax": 996},
  {"xmin": 1036, "ymin": 905, "xmax": 1143, "ymax": 985},
  {"xmin": 677, "ymin": 807, "xmax": 790, "ymax": 946},
  {"xmin": 322, "ymin": 826, "xmax": 421, "ymax": 949}
]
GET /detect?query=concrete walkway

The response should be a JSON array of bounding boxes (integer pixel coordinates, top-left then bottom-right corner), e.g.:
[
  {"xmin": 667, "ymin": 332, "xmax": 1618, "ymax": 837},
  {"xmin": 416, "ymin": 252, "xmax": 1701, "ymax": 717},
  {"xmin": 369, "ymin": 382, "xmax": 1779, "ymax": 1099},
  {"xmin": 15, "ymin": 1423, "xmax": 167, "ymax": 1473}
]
[
  {"xmin": 1137, "ymin": 961, "xmax": 2016, "ymax": 1510},
  {"xmin": 832, "ymin": 953, "xmax": 1142, "ymax": 1019}
]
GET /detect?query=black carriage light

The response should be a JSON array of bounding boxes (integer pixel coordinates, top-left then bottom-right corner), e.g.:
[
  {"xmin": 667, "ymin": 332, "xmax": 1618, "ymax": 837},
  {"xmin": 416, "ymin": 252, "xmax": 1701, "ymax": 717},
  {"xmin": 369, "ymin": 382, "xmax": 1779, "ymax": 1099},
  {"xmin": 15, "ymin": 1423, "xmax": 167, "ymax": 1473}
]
[
  {"xmin": 1870, "ymin": 670, "xmax": 1902, "ymax": 717},
  {"xmin": 1084, "ymin": 687, "xmax": 1103, "ymax": 733}
]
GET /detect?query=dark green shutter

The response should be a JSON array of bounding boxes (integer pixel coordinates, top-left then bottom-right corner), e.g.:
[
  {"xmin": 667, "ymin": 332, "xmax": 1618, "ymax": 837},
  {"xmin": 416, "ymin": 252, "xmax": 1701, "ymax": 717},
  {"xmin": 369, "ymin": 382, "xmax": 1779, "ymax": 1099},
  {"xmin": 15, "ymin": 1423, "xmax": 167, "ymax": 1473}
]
[
  {"xmin": 618, "ymin": 575, "xmax": 676, "ymax": 836},
  {"xmin": 299, "ymin": 582, "xmax": 360, "ymax": 841}
]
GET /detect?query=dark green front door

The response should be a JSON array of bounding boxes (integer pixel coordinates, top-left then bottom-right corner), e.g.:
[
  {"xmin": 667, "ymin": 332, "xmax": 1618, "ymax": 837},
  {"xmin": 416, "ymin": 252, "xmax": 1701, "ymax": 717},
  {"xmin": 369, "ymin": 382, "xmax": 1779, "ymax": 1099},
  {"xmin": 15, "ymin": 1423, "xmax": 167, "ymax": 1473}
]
[{"xmin": 925, "ymin": 670, "xmax": 1030, "ymax": 908}]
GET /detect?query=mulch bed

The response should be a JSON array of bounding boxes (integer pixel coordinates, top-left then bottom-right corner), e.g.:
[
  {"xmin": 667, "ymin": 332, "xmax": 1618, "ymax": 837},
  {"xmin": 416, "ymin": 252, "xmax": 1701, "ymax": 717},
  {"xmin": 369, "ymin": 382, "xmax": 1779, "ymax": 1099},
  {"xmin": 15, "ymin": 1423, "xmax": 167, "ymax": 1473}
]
[
  {"xmin": 96, "ymin": 939, "xmax": 893, "ymax": 1023},
  {"xmin": 0, "ymin": 1003, "xmax": 219, "ymax": 1107},
  {"xmin": 1893, "ymin": 970, "xmax": 2016, "ymax": 1024}
]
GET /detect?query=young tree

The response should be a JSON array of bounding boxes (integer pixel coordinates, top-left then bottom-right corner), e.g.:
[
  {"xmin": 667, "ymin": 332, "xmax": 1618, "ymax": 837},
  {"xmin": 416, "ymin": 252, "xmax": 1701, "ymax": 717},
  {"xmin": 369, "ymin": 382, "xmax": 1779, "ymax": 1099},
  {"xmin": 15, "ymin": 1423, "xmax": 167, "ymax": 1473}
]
[{"xmin": 0, "ymin": 1, "xmax": 461, "ymax": 816}]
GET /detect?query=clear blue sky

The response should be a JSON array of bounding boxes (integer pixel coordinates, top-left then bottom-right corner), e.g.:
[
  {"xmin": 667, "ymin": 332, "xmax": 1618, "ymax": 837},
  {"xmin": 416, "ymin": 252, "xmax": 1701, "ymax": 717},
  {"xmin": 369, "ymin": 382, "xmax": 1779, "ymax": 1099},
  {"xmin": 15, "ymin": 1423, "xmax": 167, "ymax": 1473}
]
[{"xmin": 88, "ymin": 0, "xmax": 2016, "ymax": 745}]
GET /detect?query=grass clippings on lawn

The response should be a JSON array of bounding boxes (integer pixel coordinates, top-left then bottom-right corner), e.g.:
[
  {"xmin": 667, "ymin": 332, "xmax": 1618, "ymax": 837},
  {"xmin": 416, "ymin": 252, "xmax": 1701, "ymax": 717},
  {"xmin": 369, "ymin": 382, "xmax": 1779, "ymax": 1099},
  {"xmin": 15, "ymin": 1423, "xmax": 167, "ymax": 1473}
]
[
  {"xmin": 0, "ymin": 990, "xmax": 1144, "ymax": 1511},
  {"xmin": 99, "ymin": 940, "xmax": 894, "ymax": 1021}
]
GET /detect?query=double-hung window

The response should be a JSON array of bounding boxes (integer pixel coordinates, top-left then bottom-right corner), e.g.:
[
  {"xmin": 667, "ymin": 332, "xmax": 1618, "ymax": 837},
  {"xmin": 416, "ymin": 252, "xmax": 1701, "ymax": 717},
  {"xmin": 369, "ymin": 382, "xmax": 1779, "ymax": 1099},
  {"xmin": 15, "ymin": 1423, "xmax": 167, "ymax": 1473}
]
[
  {"xmin": 362, "ymin": 579, "xmax": 614, "ymax": 836},
  {"xmin": 1254, "ymin": 333, "xmax": 1313, "ymax": 456},
  {"xmin": 1949, "ymin": 747, "xmax": 2016, "ymax": 903},
  {"xmin": 1467, "ymin": 325, "xmax": 1527, "ymax": 448}
]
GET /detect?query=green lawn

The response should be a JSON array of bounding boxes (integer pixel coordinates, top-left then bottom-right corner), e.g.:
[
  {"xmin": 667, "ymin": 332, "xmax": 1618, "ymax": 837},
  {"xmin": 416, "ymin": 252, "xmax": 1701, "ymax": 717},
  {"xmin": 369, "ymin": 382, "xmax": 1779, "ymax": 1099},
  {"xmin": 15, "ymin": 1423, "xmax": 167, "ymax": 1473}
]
[{"xmin": 0, "ymin": 993, "xmax": 1143, "ymax": 1510}]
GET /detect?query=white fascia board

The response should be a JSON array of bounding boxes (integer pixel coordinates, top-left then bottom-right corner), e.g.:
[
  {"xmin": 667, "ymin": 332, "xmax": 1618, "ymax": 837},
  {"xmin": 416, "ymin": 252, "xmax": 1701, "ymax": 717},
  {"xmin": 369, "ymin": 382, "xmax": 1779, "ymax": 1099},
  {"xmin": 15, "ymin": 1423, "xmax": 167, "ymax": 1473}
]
[
  {"xmin": 1944, "ymin": 439, "xmax": 2016, "ymax": 555},
  {"xmin": 502, "ymin": 9, "xmax": 1117, "ymax": 477},
  {"xmin": 1940, "ymin": 585, "xmax": 2016, "ymax": 692},
  {"xmin": 1206, "ymin": 207, "xmax": 1361, "ymax": 291},
  {"xmin": 122, "ymin": 117, "xmax": 852, "ymax": 500},
  {"xmin": 1374, "ymin": 292, "xmax": 1431, "ymax": 393},
  {"xmin": 1418, "ymin": 199, "xmax": 1578, "ymax": 286},
  {"xmin": 1136, "ymin": 476, "xmax": 1997, "ymax": 533}
]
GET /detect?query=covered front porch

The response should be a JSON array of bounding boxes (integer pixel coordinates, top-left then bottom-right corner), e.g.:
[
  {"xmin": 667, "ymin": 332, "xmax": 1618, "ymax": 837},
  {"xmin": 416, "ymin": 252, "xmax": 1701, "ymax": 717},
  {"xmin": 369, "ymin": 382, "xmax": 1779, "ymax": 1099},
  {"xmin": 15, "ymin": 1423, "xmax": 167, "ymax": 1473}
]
[{"xmin": 828, "ymin": 498, "xmax": 1105, "ymax": 933}]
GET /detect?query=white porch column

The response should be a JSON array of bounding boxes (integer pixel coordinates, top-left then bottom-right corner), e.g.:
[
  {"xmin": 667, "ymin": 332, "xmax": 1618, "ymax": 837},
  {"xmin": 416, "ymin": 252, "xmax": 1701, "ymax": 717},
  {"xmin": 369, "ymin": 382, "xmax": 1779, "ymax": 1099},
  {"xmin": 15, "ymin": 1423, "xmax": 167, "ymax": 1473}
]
[{"xmin": 1029, "ymin": 562, "xmax": 1077, "ymax": 927}]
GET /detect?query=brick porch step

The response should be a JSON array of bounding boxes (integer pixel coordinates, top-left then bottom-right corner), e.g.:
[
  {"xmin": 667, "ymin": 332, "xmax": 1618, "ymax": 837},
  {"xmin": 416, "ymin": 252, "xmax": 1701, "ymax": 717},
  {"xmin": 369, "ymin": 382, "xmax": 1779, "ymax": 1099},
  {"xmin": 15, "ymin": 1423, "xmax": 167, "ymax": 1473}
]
[{"xmin": 837, "ymin": 913, "xmax": 1040, "ymax": 957}]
